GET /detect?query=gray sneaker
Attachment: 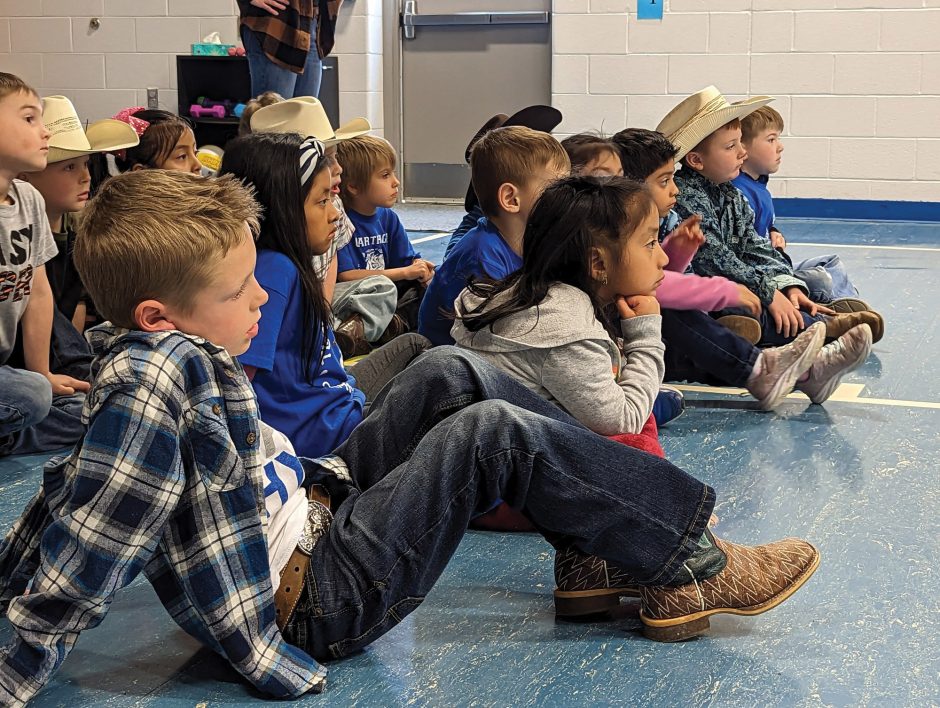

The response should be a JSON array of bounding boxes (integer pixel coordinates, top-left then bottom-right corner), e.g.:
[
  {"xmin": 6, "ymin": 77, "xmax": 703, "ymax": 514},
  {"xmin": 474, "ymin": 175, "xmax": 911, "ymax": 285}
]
[
  {"xmin": 797, "ymin": 324, "xmax": 872, "ymax": 404},
  {"xmin": 747, "ymin": 322, "xmax": 826, "ymax": 410}
]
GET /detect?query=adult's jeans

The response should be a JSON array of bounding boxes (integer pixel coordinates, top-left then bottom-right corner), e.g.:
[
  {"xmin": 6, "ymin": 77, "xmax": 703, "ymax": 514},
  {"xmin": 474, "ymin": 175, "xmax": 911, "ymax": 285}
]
[
  {"xmin": 661, "ymin": 309, "xmax": 759, "ymax": 388},
  {"xmin": 283, "ymin": 347, "xmax": 715, "ymax": 660},
  {"xmin": 0, "ymin": 367, "xmax": 84, "ymax": 457},
  {"xmin": 241, "ymin": 19, "xmax": 323, "ymax": 99}
]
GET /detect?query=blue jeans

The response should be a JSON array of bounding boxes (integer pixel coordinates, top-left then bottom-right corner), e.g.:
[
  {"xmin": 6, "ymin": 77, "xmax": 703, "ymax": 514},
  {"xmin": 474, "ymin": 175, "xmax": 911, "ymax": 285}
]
[
  {"xmin": 662, "ymin": 309, "xmax": 759, "ymax": 388},
  {"xmin": 241, "ymin": 21, "xmax": 323, "ymax": 99},
  {"xmin": 282, "ymin": 347, "xmax": 715, "ymax": 660},
  {"xmin": 0, "ymin": 366, "xmax": 85, "ymax": 457},
  {"xmin": 794, "ymin": 254, "xmax": 857, "ymax": 302}
]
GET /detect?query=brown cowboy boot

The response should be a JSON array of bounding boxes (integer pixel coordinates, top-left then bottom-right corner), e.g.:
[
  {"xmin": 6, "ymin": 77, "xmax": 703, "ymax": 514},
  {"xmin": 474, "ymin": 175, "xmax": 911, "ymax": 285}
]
[
  {"xmin": 824, "ymin": 310, "xmax": 884, "ymax": 343},
  {"xmin": 334, "ymin": 314, "xmax": 372, "ymax": 359},
  {"xmin": 639, "ymin": 533, "xmax": 819, "ymax": 642},
  {"xmin": 553, "ymin": 546, "xmax": 639, "ymax": 618},
  {"xmin": 373, "ymin": 313, "xmax": 410, "ymax": 347}
]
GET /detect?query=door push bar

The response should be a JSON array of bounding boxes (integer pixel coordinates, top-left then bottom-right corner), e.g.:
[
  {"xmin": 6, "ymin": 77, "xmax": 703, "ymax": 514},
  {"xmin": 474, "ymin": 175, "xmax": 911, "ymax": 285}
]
[{"xmin": 401, "ymin": 0, "xmax": 550, "ymax": 39}]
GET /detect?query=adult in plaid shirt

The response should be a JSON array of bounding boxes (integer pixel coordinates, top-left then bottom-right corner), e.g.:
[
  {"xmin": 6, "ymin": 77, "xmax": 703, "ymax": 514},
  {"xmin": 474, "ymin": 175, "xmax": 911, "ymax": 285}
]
[{"xmin": 0, "ymin": 168, "xmax": 819, "ymax": 704}]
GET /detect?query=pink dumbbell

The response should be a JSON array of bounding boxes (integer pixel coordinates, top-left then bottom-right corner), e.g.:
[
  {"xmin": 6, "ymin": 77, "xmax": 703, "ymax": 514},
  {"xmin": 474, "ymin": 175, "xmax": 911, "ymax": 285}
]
[{"xmin": 190, "ymin": 104, "xmax": 226, "ymax": 119}]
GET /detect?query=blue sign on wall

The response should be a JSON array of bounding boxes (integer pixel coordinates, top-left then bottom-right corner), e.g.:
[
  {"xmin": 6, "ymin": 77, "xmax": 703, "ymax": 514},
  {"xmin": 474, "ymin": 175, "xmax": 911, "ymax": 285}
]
[{"xmin": 637, "ymin": 0, "xmax": 664, "ymax": 20}]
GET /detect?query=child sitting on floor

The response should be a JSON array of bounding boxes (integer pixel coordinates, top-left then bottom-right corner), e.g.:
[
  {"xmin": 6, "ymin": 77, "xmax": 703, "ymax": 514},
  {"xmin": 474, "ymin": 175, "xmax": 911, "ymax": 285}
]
[
  {"xmin": 219, "ymin": 132, "xmax": 428, "ymax": 459},
  {"xmin": 109, "ymin": 107, "xmax": 203, "ymax": 174},
  {"xmin": 733, "ymin": 106, "xmax": 877, "ymax": 316},
  {"xmin": 0, "ymin": 167, "xmax": 821, "ymax": 704},
  {"xmin": 335, "ymin": 135, "xmax": 435, "ymax": 328},
  {"xmin": 0, "ymin": 74, "xmax": 87, "ymax": 457},
  {"xmin": 658, "ymin": 86, "xmax": 883, "ymax": 347}
]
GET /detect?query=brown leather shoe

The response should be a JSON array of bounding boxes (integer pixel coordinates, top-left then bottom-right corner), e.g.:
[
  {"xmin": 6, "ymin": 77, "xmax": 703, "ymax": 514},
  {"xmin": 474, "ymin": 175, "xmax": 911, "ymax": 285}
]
[
  {"xmin": 639, "ymin": 536, "xmax": 820, "ymax": 642},
  {"xmin": 824, "ymin": 310, "xmax": 884, "ymax": 343},
  {"xmin": 717, "ymin": 315, "xmax": 762, "ymax": 345},
  {"xmin": 373, "ymin": 314, "xmax": 410, "ymax": 347},
  {"xmin": 334, "ymin": 314, "xmax": 372, "ymax": 359},
  {"xmin": 554, "ymin": 546, "xmax": 639, "ymax": 618}
]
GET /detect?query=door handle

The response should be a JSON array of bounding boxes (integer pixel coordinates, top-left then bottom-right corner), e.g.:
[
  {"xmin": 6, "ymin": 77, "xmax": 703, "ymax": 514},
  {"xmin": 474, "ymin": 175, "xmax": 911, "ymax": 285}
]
[{"xmin": 401, "ymin": 1, "xmax": 549, "ymax": 39}]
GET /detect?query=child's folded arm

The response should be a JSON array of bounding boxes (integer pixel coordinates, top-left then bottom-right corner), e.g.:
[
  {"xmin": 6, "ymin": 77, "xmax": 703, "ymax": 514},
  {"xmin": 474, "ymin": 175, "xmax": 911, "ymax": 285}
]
[
  {"xmin": 0, "ymin": 383, "xmax": 185, "ymax": 706},
  {"xmin": 655, "ymin": 271, "xmax": 742, "ymax": 312},
  {"xmin": 540, "ymin": 316, "xmax": 664, "ymax": 436}
]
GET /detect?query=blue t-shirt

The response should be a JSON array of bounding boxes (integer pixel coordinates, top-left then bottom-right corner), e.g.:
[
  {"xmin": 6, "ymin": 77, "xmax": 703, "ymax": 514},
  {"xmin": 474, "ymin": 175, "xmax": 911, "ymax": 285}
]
[
  {"xmin": 337, "ymin": 207, "xmax": 418, "ymax": 273},
  {"xmin": 732, "ymin": 172, "xmax": 775, "ymax": 238},
  {"xmin": 417, "ymin": 217, "xmax": 522, "ymax": 346},
  {"xmin": 239, "ymin": 250, "xmax": 365, "ymax": 459}
]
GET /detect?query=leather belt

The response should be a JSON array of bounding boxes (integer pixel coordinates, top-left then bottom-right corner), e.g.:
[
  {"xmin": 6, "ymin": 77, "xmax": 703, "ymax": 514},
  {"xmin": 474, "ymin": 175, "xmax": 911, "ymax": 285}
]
[{"xmin": 274, "ymin": 484, "xmax": 331, "ymax": 631}]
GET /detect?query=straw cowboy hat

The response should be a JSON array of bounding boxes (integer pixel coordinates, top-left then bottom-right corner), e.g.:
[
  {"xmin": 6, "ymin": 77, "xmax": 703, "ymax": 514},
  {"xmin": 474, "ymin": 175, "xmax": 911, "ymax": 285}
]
[
  {"xmin": 42, "ymin": 96, "xmax": 140, "ymax": 164},
  {"xmin": 463, "ymin": 105, "xmax": 563, "ymax": 211},
  {"xmin": 656, "ymin": 86, "xmax": 773, "ymax": 161},
  {"xmin": 250, "ymin": 96, "xmax": 371, "ymax": 145}
]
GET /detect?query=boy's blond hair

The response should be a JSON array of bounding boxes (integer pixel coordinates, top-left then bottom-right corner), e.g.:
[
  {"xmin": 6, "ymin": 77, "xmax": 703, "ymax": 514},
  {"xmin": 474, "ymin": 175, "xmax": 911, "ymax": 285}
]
[
  {"xmin": 740, "ymin": 106, "xmax": 784, "ymax": 144},
  {"xmin": 0, "ymin": 72, "xmax": 37, "ymax": 102},
  {"xmin": 74, "ymin": 171, "xmax": 260, "ymax": 329},
  {"xmin": 470, "ymin": 126, "xmax": 570, "ymax": 218},
  {"xmin": 336, "ymin": 135, "xmax": 397, "ymax": 202}
]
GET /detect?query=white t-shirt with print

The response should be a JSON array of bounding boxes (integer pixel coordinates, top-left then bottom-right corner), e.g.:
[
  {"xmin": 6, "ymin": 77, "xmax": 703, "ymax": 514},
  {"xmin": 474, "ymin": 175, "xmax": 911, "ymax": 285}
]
[{"xmin": 0, "ymin": 180, "xmax": 57, "ymax": 365}]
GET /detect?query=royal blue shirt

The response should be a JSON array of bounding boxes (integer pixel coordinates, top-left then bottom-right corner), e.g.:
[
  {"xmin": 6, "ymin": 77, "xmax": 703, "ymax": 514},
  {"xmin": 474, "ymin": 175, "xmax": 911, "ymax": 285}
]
[
  {"xmin": 240, "ymin": 250, "xmax": 365, "ymax": 458},
  {"xmin": 732, "ymin": 172, "xmax": 775, "ymax": 239},
  {"xmin": 417, "ymin": 217, "xmax": 522, "ymax": 346},
  {"xmin": 337, "ymin": 207, "xmax": 418, "ymax": 273}
]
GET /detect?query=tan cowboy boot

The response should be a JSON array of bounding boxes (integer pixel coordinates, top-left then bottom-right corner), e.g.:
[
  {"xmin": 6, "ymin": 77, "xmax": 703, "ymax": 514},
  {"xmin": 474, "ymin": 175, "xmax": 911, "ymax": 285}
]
[
  {"xmin": 553, "ymin": 546, "xmax": 639, "ymax": 618},
  {"xmin": 639, "ymin": 534, "xmax": 820, "ymax": 642}
]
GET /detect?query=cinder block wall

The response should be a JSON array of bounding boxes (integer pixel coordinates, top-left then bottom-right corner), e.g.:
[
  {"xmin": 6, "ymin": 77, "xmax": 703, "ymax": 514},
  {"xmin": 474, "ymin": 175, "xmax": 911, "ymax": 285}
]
[
  {"xmin": 552, "ymin": 0, "xmax": 940, "ymax": 201},
  {"xmin": 0, "ymin": 0, "xmax": 385, "ymax": 135}
]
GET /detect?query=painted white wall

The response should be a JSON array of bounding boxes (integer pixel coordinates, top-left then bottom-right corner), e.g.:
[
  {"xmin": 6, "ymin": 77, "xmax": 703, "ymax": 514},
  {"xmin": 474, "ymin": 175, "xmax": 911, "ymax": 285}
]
[
  {"xmin": 0, "ymin": 0, "xmax": 384, "ymax": 135},
  {"xmin": 2, "ymin": 0, "xmax": 938, "ymax": 201},
  {"xmin": 552, "ymin": 0, "xmax": 940, "ymax": 201}
]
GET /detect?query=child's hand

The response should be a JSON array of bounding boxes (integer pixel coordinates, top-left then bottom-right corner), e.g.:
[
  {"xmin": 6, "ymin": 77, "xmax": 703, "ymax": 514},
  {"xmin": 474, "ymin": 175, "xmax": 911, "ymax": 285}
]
[
  {"xmin": 736, "ymin": 284, "xmax": 762, "ymax": 317},
  {"xmin": 770, "ymin": 229, "xmax": 787, "ymax": 250},
  {"xmin": 46, "ymin": 373, "xmax": 91, "ymax": 396},
  {"xmin": 768, "ymin": 289, "xmax": 804, "ymax": 338},
  {"xmin": 784, "ymin": 286, "xmax": 835, "ymax": 317},
  {"xmin": 406, "ymin": 260, "xmax": 434, "ymax": 284},
  {"xmin": 616, "ymin": 294, "xmax": 660, "ymax": 320},
  {"xmin": 670, "ymin": 214, "xmax": 705, "ymax": 250}
]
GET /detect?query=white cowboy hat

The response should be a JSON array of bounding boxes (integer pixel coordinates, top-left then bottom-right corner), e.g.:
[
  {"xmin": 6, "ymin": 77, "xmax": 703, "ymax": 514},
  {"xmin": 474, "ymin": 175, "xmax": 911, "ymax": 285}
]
[
  {"xmin": 656, "ymin": 86, "xmax": 774, "ymax": 161},
  {"xmin": 250, "ymin": 96, "xmax": 371, "ymax": 146},
  {"xmin": 42, "ymin": 95, "xmax": 140, "ymax": 164}
]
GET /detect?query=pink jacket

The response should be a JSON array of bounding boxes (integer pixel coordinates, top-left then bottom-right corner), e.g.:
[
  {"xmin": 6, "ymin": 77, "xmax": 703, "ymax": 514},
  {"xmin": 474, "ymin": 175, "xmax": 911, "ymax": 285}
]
[{"xmin": 658, "ymin": 226, "xmax": 741, "ymax": 312}]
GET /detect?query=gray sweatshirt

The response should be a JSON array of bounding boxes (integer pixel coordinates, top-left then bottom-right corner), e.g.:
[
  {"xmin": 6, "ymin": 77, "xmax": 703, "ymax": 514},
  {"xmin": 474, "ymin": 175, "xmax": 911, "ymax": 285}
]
[{"xmin": 451, "ymin": 283, "xmax": 664, "ymax": 436}]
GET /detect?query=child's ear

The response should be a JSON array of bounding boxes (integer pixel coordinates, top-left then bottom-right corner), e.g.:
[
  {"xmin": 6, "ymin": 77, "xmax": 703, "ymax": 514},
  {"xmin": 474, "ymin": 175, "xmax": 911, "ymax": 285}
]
[
  {"xmin": 589, "ymin": 246, "xmax": 608, "ymax": 283},
  {"xmin": 133, "ymin": 299, "xmax": 179, "ymax": 333},
  {"xmin": 684, "ymin": 150, "xmax": 705, "ymax": 173},
  {"xmin": 16, "ymin": 172, "xmax": 31, "ymax": 182},
  {"xmin": 497, "ymin": 182, "xmax": 521, "ymax": 214},
  {"xmin": 130, "ymin": 163, "xmax": 146, "ymax": 172},
  {"xmin": 346, "ymin": 181, "xmax": 360, "ymax": 197}
]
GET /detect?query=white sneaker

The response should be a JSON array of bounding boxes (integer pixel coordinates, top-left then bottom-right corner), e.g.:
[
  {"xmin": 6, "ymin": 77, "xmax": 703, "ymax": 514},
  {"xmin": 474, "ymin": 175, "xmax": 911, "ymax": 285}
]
[{"xmin": 797, "ymin": 324, "xmax": 872, "ymax": 404}]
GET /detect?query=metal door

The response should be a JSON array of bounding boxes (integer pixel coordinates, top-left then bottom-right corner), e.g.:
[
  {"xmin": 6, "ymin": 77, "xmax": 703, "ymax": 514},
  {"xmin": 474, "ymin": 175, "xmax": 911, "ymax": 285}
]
[{"xmin": 387, "ymin": 0, "xmax": 552, "ymax": 201}]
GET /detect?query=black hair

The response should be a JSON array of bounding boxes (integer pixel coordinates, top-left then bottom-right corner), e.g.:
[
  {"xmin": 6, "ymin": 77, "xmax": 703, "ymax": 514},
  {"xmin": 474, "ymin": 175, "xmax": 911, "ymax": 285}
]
[
  {"xmin": 611, "ymin": 128, "xmax": 679, "ymax": 182},
  {"xmin": 458, "ymin": 175, "xmax": 656, "ymax": 336},
  {"xmin": 219, "ymin": 131, "xmax": 332, "ymax": 382}
]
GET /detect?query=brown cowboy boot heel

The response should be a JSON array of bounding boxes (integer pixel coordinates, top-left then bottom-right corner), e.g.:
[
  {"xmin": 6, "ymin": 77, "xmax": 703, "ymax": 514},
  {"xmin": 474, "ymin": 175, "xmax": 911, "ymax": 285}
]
[
  {"xmin": 553, "ymin": 546, "xmax": 639, "ymax": 619},
  {"xmin": 639, "ymin": 536, "xmax": 820, "ymax": 642}
]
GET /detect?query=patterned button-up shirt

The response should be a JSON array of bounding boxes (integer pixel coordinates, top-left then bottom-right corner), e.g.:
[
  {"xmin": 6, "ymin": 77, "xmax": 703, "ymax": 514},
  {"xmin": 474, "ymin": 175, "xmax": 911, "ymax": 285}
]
[
  {"xmin": 0, "ymin": 325, "xmax": 326, "ymax": 705},
  {"xmin": 674, "ymin": 168, "xmax": 806, "ymax": 306}
]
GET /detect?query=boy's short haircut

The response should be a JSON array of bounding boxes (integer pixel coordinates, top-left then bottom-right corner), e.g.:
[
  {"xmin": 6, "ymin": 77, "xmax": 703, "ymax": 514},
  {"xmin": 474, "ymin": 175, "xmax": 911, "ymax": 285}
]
[
  {"xmin": 611, "ymin": 128, "xmax": 679, "ymax": 182},
  {"xmin": 740, "ymin": 106, "xmax": 784, "ymax": 144},
  {"xmin": 470, "ymin": 126, "xmax": 570, "ymax": 218},
  {"xmin": 681, "ymin": 117, "xmax": 742, "ymax": 168},
  {"xmin": 238, "ymin": 91, "xmax": 285, "ymax": 137},
  {"xmin": 74, "ymin": 171, "xmax": 260, "ymax": 329},
  {"xmin": 560, "ymin": 133, "xmax": 618, "ymax": 174},
  {"xmin": 0, "ymin": 72, "xmax": 38, "ymax": 101},
  {"xmin": 336, "ymin": 135, "xmax": 397, "ymax": 200}
]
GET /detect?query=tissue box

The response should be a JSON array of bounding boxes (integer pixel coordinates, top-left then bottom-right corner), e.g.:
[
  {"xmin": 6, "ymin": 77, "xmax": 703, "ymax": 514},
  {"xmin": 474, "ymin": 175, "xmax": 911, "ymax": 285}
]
[{"xmin": 191, "ymin": 43, "xmax": 234, "ymax": 56}]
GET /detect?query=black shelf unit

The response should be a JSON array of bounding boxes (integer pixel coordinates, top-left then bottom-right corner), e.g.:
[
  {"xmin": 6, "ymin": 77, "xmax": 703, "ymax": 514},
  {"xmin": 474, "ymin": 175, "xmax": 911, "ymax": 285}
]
[{"xmin": 176, "ymin": 55, "xmax": 341, "ymax": 150}]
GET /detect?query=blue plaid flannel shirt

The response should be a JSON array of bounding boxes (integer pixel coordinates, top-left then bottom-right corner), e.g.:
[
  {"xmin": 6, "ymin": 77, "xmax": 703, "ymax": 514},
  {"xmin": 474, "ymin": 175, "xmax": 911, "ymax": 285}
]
[
  {"xmin": 674, "ymin": 168, "xmax": 807, "ymax": 306},
  {"xmin": 0, "ymin": 325, "xmax": 326, "ymax": 705}
]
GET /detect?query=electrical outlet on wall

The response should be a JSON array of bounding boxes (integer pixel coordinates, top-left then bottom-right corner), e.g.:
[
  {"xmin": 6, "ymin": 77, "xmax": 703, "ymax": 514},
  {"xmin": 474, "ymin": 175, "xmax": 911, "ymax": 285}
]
[{"xmin": 147, "ymin": 88, "xmax": 159, "ymax": 109}]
